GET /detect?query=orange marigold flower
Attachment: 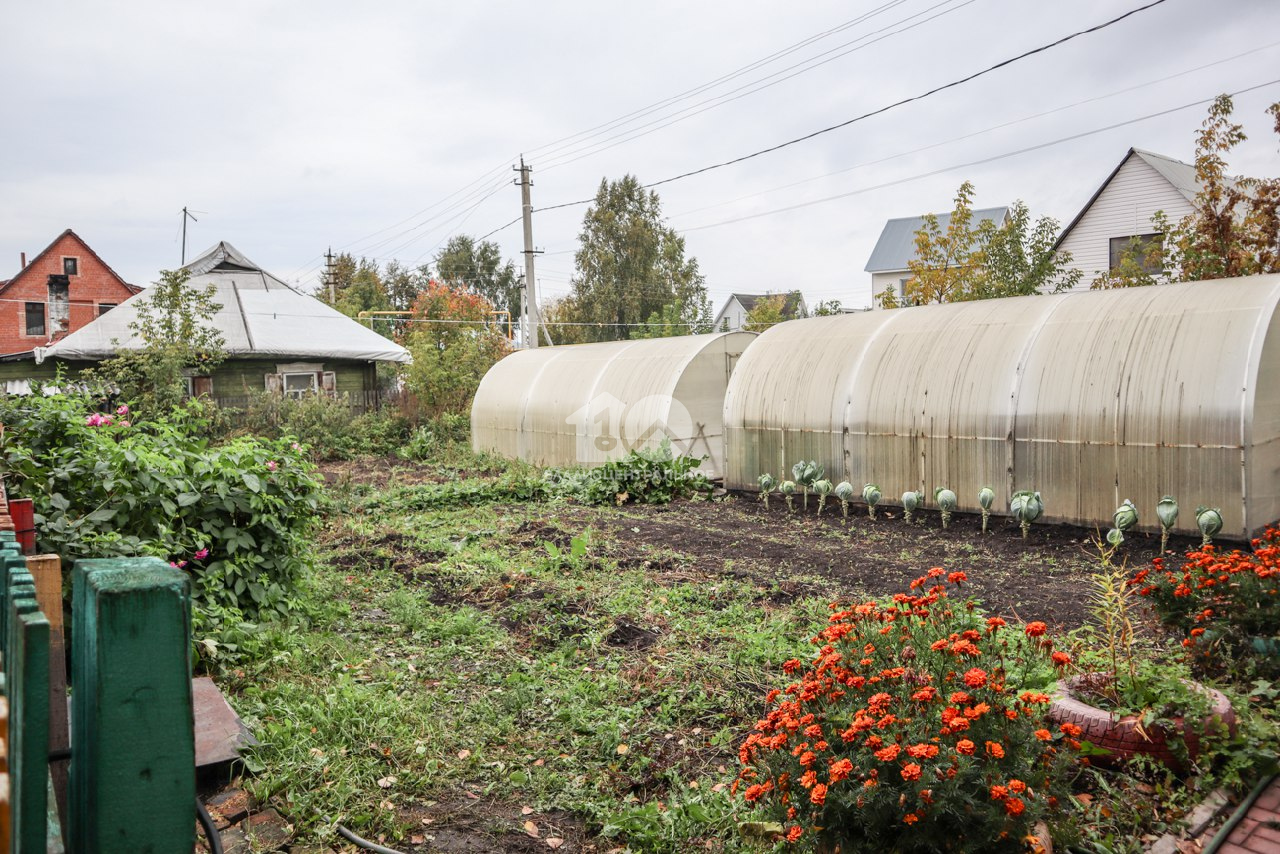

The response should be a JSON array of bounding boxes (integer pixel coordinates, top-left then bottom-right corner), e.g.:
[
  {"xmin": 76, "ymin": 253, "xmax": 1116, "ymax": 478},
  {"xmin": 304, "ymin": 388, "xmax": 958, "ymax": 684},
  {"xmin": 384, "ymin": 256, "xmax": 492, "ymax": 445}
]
[
  {"xmin": 1059, "ymin": 722, "xmax": 1082, "ymax": 738},
  {"xmin": 956, "ymin": 739, "xmax": 976, "ymax": 755},
  {"xmin": 744, "ymin": 784, "xmax": 768, "ymax": 802},
  {"xmin": 799, "ymin": 751, "xmax": 817, "ymax": 767},
  {"xmin": 903, "ymin": 813, "xmax": 920, "ymax": 825},
  {"xmin": 1034, "ymin": 729, "xmax": 1052, "ymax": 741},
  {"xmin": 783, "ymin": 659, "xmax": 802, "ymax": 674},
  {"xmin": 912, "ymin": 687, "xmax": 938, "ymax": 702},
  {"xmin": 901, "ymin": 763, "xmax": 923, "ymax": 782},
  {"xmin": 986, "ymin": 616, "xmax": 1007, "ymax": 631},
  {"xmin": 1052, "ymin": 651, "xmax": 1072, "ymax": 667},
  {"xmin": 829, "ymin": 758, "xmax": 854, "ymax": 783},
  {"xmin": 1190, "ymin": 628, "xmax": 1205, "ymax": 637},
  {"xmin": 965, "ymin": 702, "xmax": 991, "ymax": 719},
  {"xmin": 1025, "ymin": 621, "xmax": 1048, "ymax": 638},
  {"xmin": 875, "ymin": 744, "xmax": 902, "ymax": 762},
  {"xmin": 785, "ymin": 826, "xmax": 803, "ymax": 843},
  {"xmin": 963, "ymin": 668, "xmax": 988, "ymax": 688},
  {"xmin": 985, "ymin": 741, "xmax": 1005, "ymax": 759},
  {"xmin": 1008, "ymin": 779, "xmax": 1027, "ymax": 793},
  {"xmin": 799, "ymin": 770, "xmax": 817, "ymax": 789},
  {"xmin": 1005, "ymin": 797, "xmax": 1026, "ymax": 816},
  {"xmin": 810, "ymin": 784, "xmax": 828, "ymax": 805},
  {"xmin": 907, "ymin": 743, "xmax": 939, "ymax": 759},
  {"xmin": 949, "ymin": 692, "xmax": 972, "ymax": 705},
  {"xmin": 948, "ymin": 571, "xmax": 967, "ymax": 584},
  {"xmin": 990, "ymin": 784, "xmax": 1009, "ymax": 800}
]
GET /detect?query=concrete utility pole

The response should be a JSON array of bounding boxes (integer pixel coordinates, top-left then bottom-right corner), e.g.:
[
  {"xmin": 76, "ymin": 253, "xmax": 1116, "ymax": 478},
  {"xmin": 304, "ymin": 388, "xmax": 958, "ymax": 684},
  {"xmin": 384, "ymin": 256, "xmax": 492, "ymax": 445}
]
[
  {"xmin": 515, "ymin": 158, "xmax": 544, "ymax": 348},
  {"xmin": 324, "ymin": 248, "xmax": 336, "ymax": 303}
]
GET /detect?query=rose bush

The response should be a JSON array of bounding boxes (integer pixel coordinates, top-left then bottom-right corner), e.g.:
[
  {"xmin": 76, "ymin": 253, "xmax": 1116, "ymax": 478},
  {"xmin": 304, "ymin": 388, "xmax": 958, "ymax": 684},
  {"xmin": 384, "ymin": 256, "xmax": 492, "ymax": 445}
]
[
  {"xmin": 734, "ymin": 569, "xmax": 1077, "ymax": 852},
  {"xmin": 0, "ymin": 388, "xmax": 321, "ymax": 622}
]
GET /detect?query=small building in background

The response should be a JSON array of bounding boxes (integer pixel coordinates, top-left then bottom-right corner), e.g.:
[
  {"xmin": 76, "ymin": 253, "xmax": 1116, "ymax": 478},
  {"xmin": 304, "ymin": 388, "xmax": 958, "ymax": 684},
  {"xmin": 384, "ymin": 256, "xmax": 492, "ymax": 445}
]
[
  {"xmin": 864, "ymin": 207, "xmax": 1009, "ymax": 307},
  {"xmin": 1053, "ymin": 148, "xmax": 1199, "ymax": 288},
  {"xmin": 1, "ymin": 241, "xmax": 410, "ymax": 402},
  {"xmin": 0, "ymin": 229, "xmax": 141, "ymax": 357},
  {"xmin": 712, "ymin": 292, "xmax": 808, "ymax": 332}
]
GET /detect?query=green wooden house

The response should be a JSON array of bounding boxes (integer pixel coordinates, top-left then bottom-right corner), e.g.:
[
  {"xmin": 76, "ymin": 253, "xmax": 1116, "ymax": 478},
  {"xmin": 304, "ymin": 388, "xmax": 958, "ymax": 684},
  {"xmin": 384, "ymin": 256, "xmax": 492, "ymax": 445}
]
[{"xmin": 0, "ymin": 242, "xmax": 410, "ymax": 403}]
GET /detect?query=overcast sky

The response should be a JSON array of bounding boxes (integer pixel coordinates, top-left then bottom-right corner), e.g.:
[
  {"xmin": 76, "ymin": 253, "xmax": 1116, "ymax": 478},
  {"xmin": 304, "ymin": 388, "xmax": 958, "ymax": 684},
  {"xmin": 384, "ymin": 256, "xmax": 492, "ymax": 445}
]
[{"xmin": 3, "ymin": 0, "xmax": 1278, "ymax": 314}]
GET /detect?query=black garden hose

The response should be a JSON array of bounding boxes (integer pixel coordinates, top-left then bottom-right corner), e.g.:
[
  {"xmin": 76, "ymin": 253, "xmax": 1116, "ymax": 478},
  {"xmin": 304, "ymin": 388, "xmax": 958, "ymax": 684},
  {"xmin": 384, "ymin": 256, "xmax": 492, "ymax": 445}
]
[
  {"xmin": 195, "ymin": 797, "xmax": 224, "ymax": 854},
  {"xmin": 336, "ymin": 823, "xmax": 408, "ymax": 854}
]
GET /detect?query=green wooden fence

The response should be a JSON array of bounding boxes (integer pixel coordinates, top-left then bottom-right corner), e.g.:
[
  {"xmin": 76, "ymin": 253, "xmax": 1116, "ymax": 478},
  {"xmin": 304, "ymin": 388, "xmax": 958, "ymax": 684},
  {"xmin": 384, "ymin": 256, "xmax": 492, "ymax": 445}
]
[{"xmin": 0, "ymin": 541, "xmax": 196, "ymax": 853}]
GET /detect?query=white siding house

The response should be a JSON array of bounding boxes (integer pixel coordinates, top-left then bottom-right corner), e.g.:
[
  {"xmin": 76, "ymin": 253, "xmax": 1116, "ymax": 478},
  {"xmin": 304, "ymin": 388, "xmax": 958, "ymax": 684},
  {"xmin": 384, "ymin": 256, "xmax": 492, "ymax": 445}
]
[
  {"xmin": 712, "ymin": 292, "xmax": 807, "ymax": 331},
  {"xmin": 1054, "ymin": 148, "xmax": 1198, "ymax": 289},
  {"xmin": 864, "ymin": 207, "xmax": 1009, "ymax": 306}
]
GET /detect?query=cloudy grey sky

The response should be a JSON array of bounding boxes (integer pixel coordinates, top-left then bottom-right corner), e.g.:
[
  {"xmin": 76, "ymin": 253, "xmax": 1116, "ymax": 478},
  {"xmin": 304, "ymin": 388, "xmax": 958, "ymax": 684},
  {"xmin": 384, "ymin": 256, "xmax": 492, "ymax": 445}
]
[{"xmin": 3, "ymin": 0, "xmax": 1278, "ymax": 314}]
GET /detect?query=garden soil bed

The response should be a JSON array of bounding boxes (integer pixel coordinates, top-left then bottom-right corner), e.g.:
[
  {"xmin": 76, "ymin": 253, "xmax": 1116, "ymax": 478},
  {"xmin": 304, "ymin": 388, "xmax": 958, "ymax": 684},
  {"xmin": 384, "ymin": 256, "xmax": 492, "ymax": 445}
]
[{"xmin": 541, "ymin": 494, "xmax": 1209, "ymax": 631}]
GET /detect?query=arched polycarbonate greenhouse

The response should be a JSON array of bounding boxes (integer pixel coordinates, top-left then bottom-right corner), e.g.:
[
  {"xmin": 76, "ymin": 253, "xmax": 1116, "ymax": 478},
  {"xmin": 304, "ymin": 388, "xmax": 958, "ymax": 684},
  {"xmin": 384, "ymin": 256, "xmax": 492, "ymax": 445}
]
[
  {"xmin": 472, "ymin": 332, "xmax": 755, "ymax": 477},
  {"xmin": 723, "ymin": 274, "xmax": 1280, "ymax": 539}
]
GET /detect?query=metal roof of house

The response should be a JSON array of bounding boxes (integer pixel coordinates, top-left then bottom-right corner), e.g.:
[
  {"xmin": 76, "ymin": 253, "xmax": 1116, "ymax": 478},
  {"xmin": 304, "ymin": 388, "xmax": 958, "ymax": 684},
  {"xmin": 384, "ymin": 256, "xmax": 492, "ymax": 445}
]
[
  {"xmin": 864, "ymin": 207, "xmax": 1009, "ymax": 273},
  {"xmin": 36, "ymin": 241, "xmax": 411, "ymax": 364},
  {"xmin": 728, "ymin": 292, "xmax": 806, "ymax": 316}
]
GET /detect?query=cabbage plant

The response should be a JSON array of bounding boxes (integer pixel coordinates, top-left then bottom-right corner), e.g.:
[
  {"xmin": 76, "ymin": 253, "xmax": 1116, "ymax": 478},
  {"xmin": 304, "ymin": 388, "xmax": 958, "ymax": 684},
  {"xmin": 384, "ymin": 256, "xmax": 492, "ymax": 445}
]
[
  {"xmin": 1113, "ymin": 499, "xmax": 1138, "ymax": 536},
  {"xmin": 1156, "ymin": 495, "xmax": 1179, "ymax": 553},
  {"xmin": 757, "ymin": 473, "xmax": 776, "ymax": 510},
  {"xmin": 1010, "ymin": 490, "xmax": 1043, "ymax": 541},
  {"xmin": 780, "ymin": 480, "xmax": 797, "ymax": 513},
  {"xmin": 1106, "ymin": 527, "xmax": 1125, "ymax": 547},
  {"xmin": 935, "ymin": 487, "xmax": 958, "ymax": 530},
  {"xmin": 978, "ymin": 486, "xmax": 995, "ymax": 534},
  {"xmin": 901, "ymin": 490, "xmax": 922, "ymax": 524},
  {"xmin": 1195, "ymin": 505, "xmax": 1222, "ymax": 546},
  {"xmin": 834, "ymin": 481, "xmax": 855, "ymax": 520},
  {"xmin": 792, "ymin": 461, "xmax": 824, "ymax": 511},
  {"xmin": 813, "ymin": 479, "xmax": 834, "ymax": 515},
  {"xmin": 862, "ymin": 483, "xmax": 882, "ymax": 519}
]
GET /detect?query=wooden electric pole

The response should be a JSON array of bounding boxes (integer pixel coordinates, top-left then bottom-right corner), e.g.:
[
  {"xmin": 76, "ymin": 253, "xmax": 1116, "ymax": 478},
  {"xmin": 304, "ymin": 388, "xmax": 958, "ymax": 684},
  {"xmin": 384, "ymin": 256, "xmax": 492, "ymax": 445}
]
[
  {"xmin": 324, "ymin": 248, "xmax": 336, "ymax": 303},
  {"xmin": 515, "ymin": 158, "xmax": 544, "ymax": 348}
]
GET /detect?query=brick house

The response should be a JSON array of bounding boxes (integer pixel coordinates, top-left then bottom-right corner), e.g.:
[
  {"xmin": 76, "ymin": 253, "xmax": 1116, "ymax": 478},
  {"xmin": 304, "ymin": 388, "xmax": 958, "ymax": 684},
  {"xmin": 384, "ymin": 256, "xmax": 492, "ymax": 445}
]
[{"xmin": 0, "ymin": 230, "xmax": 140, "ymax": 356}]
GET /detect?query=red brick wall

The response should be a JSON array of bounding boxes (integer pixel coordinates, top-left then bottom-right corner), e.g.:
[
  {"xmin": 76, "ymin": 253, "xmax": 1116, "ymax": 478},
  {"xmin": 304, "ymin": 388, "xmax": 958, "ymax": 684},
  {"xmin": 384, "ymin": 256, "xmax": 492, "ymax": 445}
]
[{"xmin": 0, "ymin": 232, "xmax": 137, "ymax": 355}]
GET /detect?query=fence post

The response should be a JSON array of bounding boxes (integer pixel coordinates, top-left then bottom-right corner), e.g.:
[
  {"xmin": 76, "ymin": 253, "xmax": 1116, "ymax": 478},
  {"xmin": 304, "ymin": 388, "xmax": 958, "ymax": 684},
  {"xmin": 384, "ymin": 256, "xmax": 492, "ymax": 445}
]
[
  {"xmin": 7, "ymin": 591, "xmax": 49, "ymax": 854},
  {"xmin": 28, "ymin": 555, "xmax": 69, "ymax": 830},
  {"xmin": 69, "ymin": 558, "xmax": 194, "ymax": 854}
]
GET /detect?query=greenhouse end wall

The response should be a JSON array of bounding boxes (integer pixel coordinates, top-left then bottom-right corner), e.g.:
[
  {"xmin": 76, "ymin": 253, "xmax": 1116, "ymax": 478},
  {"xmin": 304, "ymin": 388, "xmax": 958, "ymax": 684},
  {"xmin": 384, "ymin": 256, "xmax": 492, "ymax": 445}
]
[
  {"xmin": 471, "ymin": 332, "xmax": 755, "ymax": 477},
  {"xmin": 723, "ymin": 275, "xmax": 1280, "ymax": 539}
]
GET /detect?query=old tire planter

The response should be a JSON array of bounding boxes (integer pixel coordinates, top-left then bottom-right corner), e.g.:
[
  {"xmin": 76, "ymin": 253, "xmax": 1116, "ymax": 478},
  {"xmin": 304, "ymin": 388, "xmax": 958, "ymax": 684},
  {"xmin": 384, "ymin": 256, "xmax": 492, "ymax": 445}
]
[{"xmin": 1047, "ymin": 673, "xmax": 1235, "ymax": 770}]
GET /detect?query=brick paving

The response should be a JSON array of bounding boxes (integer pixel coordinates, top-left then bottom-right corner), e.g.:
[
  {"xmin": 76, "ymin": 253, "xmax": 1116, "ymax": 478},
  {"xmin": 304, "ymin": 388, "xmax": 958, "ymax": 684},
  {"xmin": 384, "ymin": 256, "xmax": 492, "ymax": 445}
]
[{"xmin": 1218, "ymin": 775, "xmax": 1280, "ymax": 854}]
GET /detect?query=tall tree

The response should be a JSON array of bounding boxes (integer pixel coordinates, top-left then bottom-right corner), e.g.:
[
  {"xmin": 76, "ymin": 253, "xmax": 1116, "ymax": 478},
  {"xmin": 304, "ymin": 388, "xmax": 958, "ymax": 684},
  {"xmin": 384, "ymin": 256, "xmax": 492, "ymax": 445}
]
[
  {"xmin": 320, "ymin": 253, "xmax": 392, "ymax": 318},
  {"xmin": 743, "ymin": 294, "xmax": 787, "ymax": 332},
  {"xmin": 1097, "ymin": 95, "xmax": 1280, "ymax": 288},
  {"xmin": 433, "ymin": 235, "xmax": 520, "ymax": 317},
  {"xmin": 570, "ymin": 175, "xmax": 707, "ymax": 342},
  {"xmin": 630, "ymin": 295, "xmax": 715, "ymax": 339}
]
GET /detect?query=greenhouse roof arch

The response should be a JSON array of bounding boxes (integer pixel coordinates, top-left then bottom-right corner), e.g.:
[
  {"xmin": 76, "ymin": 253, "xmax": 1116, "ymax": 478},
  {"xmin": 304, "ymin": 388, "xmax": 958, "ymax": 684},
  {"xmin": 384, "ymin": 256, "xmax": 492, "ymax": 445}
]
[
  {"xmin": 472, "ymin": 331, "xmax": 755, "ymax": 477},
  {"xmin": 723, "ymin": 274, "xmax": 1280, "ymax": 539}
]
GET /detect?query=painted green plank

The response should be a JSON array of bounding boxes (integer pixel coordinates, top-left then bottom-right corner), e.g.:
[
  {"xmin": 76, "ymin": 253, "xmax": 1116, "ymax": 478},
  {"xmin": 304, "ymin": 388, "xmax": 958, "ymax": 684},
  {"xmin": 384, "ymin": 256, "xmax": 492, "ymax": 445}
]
[
  {"xmin": 9, "ymin": 598, "xmax": 50, "ymax": 854},
  {"xmin": 69, "ymin": 558, "xmax": 194, "ymax": 854}
]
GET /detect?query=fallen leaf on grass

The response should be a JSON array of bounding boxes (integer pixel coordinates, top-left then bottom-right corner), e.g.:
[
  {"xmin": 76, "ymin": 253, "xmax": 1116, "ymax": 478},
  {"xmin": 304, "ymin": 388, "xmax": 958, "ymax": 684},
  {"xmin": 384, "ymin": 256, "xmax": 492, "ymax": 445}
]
[
  {"xmin": 523, "ymin": 820, "xmax": 540, "ymax": 838},
  {"xmin": 546, "ymin": 839, "xmax": 565, "ymax": 849},
  {"xmin": 615, "ymin": 744, "xmax": 629, "ymax": 755},
  {"xmin": 457, "ymin": 749, "xmax": 472, "ymax": 760},
  {"xmin": 521, "ymin": 806, "xmax": 535, "ymax": 816},
  {"xmin": 1074, "ymin": 793, "xmax": 1093, "ymax": 807},
  {"xmin": 376, "ymin": 776, "xmax": 397, "ymax": 789}
]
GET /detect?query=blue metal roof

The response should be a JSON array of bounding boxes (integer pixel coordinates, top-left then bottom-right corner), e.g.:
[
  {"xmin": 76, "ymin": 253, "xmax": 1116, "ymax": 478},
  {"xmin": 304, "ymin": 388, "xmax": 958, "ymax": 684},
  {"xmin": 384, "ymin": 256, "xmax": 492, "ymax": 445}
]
[{"xmin": 864, "ymin": 206, "xmax": 1009, "ymax": 273}]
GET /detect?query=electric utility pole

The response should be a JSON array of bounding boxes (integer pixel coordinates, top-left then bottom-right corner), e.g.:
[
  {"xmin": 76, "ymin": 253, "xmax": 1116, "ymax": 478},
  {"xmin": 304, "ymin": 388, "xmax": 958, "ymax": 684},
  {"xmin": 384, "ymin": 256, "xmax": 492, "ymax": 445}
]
[
  {"xmin": 181, "ymin": 206, "xmax": 199, "ymax": 265},
  {"xmin": 324, "ymin": 248, "xmax": 336, "ymax": 303},
  {"xmin": 515, "ymin": 158, "xmax": 543, "ymax": 348}
]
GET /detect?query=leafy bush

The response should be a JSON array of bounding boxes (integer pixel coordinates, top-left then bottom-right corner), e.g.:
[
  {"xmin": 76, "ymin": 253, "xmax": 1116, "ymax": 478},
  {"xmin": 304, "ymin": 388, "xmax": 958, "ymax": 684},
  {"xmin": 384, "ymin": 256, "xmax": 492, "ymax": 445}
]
[
  {"xmin": 0, "ymin": 390, "xmax": 322, "ymax": 622},
  {"xmin": 734, "ymin": 570, "xmax": 1075, "ymax": 852},
  {"xmin": 1130, "ymin": 531, "xmax": 1280, "ymax": 677},
  {"xmin": 547, "ymin": 439, "xmax": 710, "ymax": 506},
  {"xmin": 221, "ymin": 390, "xmax": 412, "ymax": 460}
]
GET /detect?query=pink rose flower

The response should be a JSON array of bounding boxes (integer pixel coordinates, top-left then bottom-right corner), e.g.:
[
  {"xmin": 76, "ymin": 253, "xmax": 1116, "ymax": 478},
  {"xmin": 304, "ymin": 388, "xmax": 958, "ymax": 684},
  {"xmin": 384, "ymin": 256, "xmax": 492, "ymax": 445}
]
[
  {"xmin": 116, "ymin": 404, "xmax": 129, "ymax": 416},
  {"xmin": 266, "ymin": 460, "xmax": 278, "ymax": 471},
  {"xmin": 194, "ymin": 548, "xmax": 209, "ymax": 560}
]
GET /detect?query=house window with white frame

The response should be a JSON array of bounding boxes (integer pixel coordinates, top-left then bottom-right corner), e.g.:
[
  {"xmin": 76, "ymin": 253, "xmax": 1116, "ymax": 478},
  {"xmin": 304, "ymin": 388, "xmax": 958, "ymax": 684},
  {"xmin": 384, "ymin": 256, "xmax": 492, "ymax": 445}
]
[
  {"xmin": 62, "ymin": 257, "xmax": 79, "ymax": 276},
  {"xmin": 283, "ymin": 372, "xmax": 318, "ymax": 399}
]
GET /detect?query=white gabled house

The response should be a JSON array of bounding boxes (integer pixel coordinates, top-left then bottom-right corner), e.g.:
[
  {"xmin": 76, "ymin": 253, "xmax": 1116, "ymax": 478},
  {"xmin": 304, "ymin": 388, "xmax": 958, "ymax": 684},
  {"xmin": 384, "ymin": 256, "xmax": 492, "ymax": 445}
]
[
  {"xmin": 1053, "ymin": 148, "xmax": 1200, "ymax": 289},
  {"xmin": 712, "ymin": 292, "xmax": 808, "ymax": 331}
]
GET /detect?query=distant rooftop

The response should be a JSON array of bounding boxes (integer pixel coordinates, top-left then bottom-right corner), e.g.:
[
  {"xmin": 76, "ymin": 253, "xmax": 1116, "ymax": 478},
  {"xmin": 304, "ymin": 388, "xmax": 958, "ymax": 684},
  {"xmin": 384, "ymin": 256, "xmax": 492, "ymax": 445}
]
[{"xmin": 864, "ymin": 206, "xmax": 1009, "ymax": 273}]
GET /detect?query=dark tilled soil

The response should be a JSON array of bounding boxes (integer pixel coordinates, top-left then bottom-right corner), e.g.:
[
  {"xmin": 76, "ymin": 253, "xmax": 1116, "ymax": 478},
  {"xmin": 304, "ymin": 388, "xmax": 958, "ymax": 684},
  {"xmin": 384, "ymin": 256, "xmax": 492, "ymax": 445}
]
[
  {"xmin": 543, "ymin": 494, "xmax": 1205, "ymax": 630},
  {"xmin": 396, "ymin": 799, "xmax": 595, "ymax": 853}
]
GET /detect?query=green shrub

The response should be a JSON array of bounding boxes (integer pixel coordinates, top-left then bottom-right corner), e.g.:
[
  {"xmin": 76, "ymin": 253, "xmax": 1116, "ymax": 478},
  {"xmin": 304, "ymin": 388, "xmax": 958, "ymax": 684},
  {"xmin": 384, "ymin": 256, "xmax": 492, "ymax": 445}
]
[
  {"xmin": 220, "ymin": 390, "xmax": 411, "ymax": 460},
  {"xmin": 0, "ymin": 390, "xmax": 322, "ymax": 622},
  {"xmin": 547, "ymin": 440, "xmax": 711, "ymax": 505}
]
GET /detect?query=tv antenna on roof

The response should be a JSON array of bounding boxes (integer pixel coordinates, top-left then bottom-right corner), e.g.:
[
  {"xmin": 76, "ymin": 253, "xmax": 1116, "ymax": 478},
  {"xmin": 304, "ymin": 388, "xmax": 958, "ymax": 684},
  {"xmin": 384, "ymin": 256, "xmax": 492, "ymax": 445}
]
[{"xmin": 180, "ymin": 207, "xmax": 204, "ymax": 266}]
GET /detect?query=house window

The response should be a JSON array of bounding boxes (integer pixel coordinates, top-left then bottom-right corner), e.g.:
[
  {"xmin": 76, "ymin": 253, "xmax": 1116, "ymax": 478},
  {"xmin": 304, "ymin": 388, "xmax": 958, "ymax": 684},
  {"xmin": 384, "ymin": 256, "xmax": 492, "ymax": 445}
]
[
  {"xmin": 62, "ymin": 257, "xmax": 78, "ymax": 276},
  {"xmin": 1109, "ymin": 234, "xmax": 1163, "ymax": 274},
  {"xmin": 47, "ymin": 275, "xmax": 70, "ymax": 335},
  {"xmin": 183, "ymin": 376, "xmax": 213, "ymax": 398},
  {"xmin": 24, "ymin": 302, "xmax": 45, "ymax": 336},
  {"xmin": 98, "ymin": 303, "xmax": 117, "ymax": 316},
  {"xmin": 283, "ymin": 372, "xmax": 318, "ymax": 399}
]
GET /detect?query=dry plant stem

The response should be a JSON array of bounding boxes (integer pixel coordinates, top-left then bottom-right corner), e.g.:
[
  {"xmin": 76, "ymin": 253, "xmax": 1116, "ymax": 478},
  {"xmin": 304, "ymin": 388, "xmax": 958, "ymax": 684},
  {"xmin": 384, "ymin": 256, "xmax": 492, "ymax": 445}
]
[
  {"xmin": 982, "ymin": 510, "xmax": 990, "ymax": 534},
  {"xmin": 761, "ymin": 492, "xmax": 769, "ymax": 510},
  {"xmin": 1021, "ymin": 520, "xmax": 1030, "ymax": 540},
  {"xmin": 942, "ymin": 510, "xmax": 952, "ymax": 530},
  {"xmin": 869, "ymin": 505, "xmax": 877, "ymax": 520},
  {"xmin": 1160, "ymin": 529, "xmax": 1168, "ymax": 552},
  {"xmin": 785, "ymin": 496, "xmax": 794, "ymax": 513}
]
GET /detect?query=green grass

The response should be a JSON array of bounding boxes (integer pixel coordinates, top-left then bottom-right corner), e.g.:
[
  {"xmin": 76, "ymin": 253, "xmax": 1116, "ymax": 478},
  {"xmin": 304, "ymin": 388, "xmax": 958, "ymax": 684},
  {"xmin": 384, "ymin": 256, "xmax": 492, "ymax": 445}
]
[{"xmin": 223, "ymin": 485, "xmax": 819, "ymax": 851}]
